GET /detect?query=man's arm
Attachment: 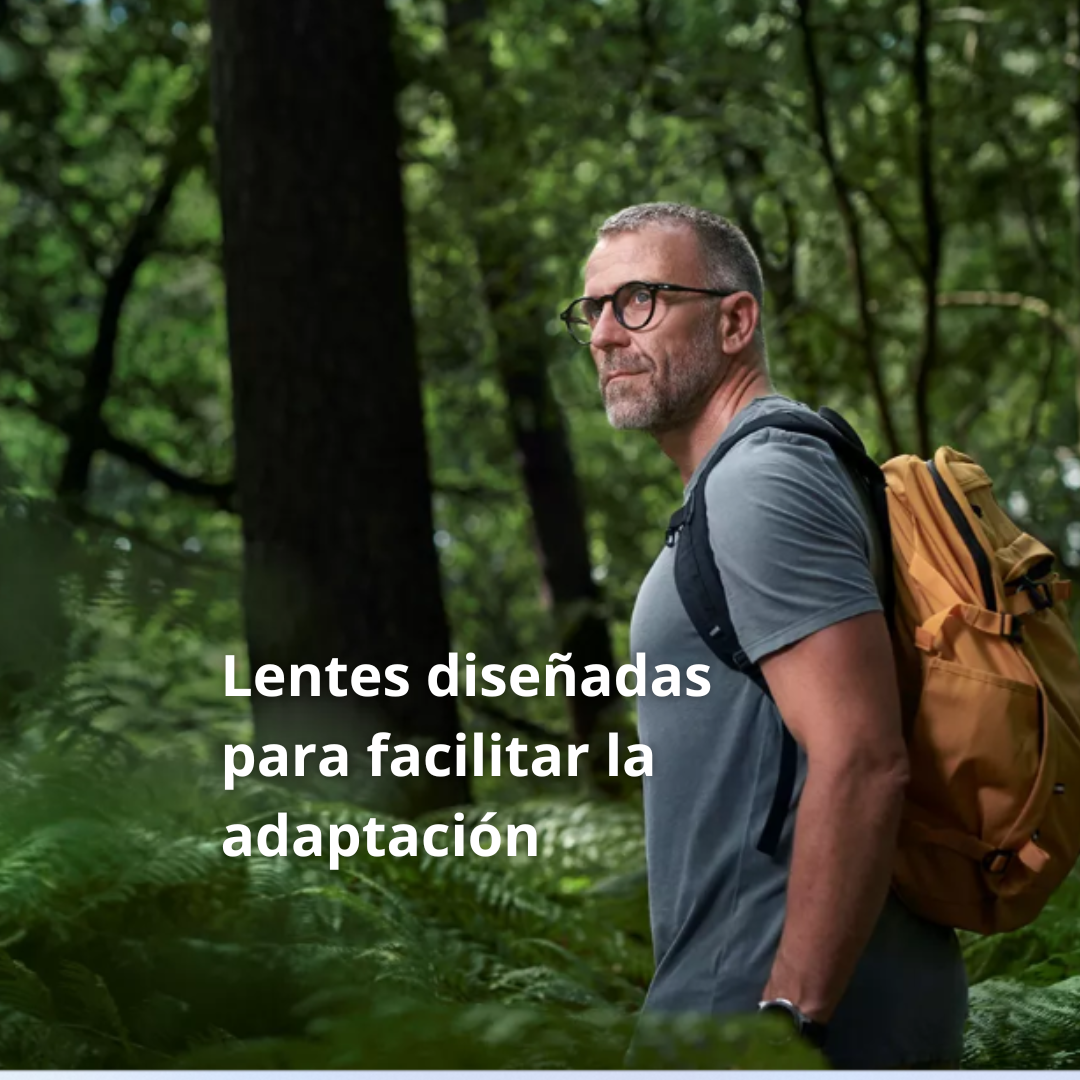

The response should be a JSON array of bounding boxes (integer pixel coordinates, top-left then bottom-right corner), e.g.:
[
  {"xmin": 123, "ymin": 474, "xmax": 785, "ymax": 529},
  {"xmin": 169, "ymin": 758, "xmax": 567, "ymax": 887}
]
[{"xmin": 759, "ymin": 607, "xmax": 909, "ymax": 1022}]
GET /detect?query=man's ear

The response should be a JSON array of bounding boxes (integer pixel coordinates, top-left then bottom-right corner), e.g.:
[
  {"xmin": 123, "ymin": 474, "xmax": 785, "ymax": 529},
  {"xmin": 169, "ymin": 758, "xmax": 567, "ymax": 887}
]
[{"xmin": 719, "ymin": 292, "xmax": 759, "ymax": 355}]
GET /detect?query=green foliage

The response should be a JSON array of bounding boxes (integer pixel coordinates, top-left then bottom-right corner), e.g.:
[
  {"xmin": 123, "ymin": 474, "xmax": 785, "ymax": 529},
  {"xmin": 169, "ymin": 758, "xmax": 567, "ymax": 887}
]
[
  {"xmin": 0, "ymin": 720, "xmax": 1077, "ymax": 1068},
  {"xmin": 963, "ymin": 875, "xmax": 1080, "ymax": 989},
  {"xmin": 5, "ymin": 0, "xmax": 1080, "ymax": 680},
  {"xmin": 963, "ymin": 977, "xmax": 1080, "ymax": 1070},
  {"xmin": 3, "ymin": 0, "xmax": 1080, "ymax": 1070},
  {"xmin": 0, "ymin": 742, "xmax": 828, "ymax": 1068},
  {"xmin": 958, "ymin": 872, "xmax": 1080, "ymax": 1067}
]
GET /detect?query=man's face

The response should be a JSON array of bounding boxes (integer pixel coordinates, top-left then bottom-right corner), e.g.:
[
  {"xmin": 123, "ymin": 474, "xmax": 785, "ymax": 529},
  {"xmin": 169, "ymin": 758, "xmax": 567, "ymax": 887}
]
[{"xmin": 583, "ymin": 226, "xmax": 724, "ymax": 434}]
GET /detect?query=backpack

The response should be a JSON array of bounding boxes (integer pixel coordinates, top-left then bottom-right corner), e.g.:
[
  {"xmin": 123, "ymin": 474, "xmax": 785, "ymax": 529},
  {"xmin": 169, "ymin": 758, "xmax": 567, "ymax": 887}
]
[{"xmin": 667, "ymin": 405, "xmax": 1080, "ymax": 935}]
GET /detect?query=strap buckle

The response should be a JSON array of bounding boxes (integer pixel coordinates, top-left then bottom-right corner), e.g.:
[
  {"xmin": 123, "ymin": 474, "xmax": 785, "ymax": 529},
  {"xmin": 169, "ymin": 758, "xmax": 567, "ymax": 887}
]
[
  {"xmin": 981, "ymin": 848, "xmax": 1013, "ymax": 874},
  {"xmin": 666, "ymin": 496, "xmax": 693, "ymax": 548},
  {"xmin": 1015, "ymin": 575, "xmax": 1055, "ymax": 612}
]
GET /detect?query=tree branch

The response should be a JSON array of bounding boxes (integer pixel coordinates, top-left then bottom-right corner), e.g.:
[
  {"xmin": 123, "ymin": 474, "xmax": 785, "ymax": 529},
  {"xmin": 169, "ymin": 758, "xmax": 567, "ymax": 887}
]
[
  {"xmin": 939, "ymin": 291, "xmax": 1080, "ymax": 450},
  {"xmin": 74, "ymin": 507, "xmax": 238, "ymax": 572},
  {"xmin": 96, "ymin": 428, "xmax": 235, "ymax": 509},
  {"xmin": 57, "ymin": 77, "xmax": 210, "ymax": 505},
  {"xmin": 993, "ymin": 125, "xmax": 1074, "ymax": 289},
  {"xmin": 0, "ymin": 392, "xmax": 235, "ymax": 509},
  {"xmin": 797, "ymin": 0, "xmax": 902, "ymax": 455},
  {"xmin": 433, "ymin": 480, "xmax": 515, "ymax": 500},
  {"xmin": 937, "ymin": 290, "xmax": 1080, "ymax": 355},
  {"xmin": 708, "ymin": 134, "xmax": 814, "ymax": 382},
  {"xmin": 854, "ymin": 185, "xmax": 926, "ymax": 278},
  {"xmin": 938, "ymin": 7, "xmax": 995, "ymax": 24},
  {"xmin": 1026, "ymin": 321, "xmax": 1060, "ymax": 447}
]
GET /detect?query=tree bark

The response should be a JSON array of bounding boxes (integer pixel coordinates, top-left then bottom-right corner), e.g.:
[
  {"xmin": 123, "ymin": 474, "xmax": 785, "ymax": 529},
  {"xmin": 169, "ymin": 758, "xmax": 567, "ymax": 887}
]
[{"xmin": 208, "ymin": 0, "xmax": 466, "ymax": 813}]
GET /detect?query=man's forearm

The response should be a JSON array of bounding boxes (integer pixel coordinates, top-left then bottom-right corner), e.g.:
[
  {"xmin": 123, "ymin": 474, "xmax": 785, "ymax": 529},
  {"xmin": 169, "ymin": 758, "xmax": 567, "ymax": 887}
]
[{"xmin": 762, "ymin": 755, "xmax": 908, "ymax": 1021}]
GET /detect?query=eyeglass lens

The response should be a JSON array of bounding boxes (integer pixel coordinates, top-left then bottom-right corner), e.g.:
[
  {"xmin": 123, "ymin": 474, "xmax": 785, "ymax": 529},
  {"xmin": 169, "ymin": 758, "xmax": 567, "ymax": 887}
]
[{"xmin": 568, "ymin": 283, "xmax": 655, "ymax": 343}]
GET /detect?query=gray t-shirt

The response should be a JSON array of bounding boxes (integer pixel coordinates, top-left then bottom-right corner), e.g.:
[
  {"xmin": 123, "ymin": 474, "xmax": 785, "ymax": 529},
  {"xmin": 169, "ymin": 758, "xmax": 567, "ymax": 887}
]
[{"xmin": 630, "ymin": 395, "xmax": 968, "ymax": 1068}]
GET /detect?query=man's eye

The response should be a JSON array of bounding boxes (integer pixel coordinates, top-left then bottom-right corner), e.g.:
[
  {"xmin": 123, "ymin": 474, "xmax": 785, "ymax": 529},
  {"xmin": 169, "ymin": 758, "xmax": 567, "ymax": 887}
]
[
  {"xmin": 582, "ymin": 300, "xmax": 602, "ymax": 323},
  {"xmin": 628, "ymin": 289, "xmax": 652, "ymax": 307}
]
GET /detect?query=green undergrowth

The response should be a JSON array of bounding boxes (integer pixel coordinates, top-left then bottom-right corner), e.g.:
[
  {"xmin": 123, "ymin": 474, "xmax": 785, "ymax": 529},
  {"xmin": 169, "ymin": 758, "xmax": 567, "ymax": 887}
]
[
  {"xmin": 0, "ymin": 743, "xmax": 822, "ymax": 1068},
  {"xmin": 960, "ymin": 875, "xmax": 1080, "ymax": 1068},
  {"xmin": 0, "ymin": 741, "xmax": 1077, "ymax": 1067}
]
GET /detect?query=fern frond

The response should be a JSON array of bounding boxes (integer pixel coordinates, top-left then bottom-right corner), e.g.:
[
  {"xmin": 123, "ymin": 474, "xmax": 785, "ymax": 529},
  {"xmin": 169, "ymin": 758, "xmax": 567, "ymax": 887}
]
[
  {"xmin": 0, "ymin": 951, "xmax": 54, "ymax": 1023},
  {"xmin": 964, "ymin": 976, "xmax": 1080, "ymax": 1069},
  {"xmin": 57, "ymin": 962, "xmax": 132, "ymax": 1061}
]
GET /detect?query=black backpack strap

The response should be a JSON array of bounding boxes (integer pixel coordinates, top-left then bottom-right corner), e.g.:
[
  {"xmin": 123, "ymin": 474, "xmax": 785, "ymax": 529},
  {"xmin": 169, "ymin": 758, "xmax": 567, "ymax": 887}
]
[
  {"xmin": 668, "ymin": 407, "xmax": 893, "ymax": 858},
  {"xmin": 819, "ymin": 407, "xmax": 896, "ymax": 624}
]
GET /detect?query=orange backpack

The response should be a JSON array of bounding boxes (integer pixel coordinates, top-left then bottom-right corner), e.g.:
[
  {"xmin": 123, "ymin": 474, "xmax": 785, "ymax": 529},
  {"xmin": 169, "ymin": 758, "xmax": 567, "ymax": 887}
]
[
  {"xmin": 669, "ymin": 407, "xmax": 1080, "ymax": 935},
  {"xmin": 885, "ymin": 446, "xmax": 1080, "ymax": 933}
]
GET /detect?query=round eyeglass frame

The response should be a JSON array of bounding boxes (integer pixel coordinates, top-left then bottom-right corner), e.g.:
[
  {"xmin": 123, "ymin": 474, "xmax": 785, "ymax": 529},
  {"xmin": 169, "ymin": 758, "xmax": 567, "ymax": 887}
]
[{"xmin": 558, "ymin": 280, "xmax": 739, "ymax": 345}]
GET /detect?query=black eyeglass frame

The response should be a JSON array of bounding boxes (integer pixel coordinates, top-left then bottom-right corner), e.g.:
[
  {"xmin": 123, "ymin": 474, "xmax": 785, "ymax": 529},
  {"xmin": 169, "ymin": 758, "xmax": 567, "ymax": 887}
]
[{"xmin": 558, "ymin": 280, "xmax": 740, "ymax": 345}]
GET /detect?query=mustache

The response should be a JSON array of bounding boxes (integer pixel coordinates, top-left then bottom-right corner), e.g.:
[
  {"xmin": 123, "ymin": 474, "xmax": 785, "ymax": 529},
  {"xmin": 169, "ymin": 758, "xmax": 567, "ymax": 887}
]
[{"xmin": 598, "ymin": 354, "xmax": 652, "ymax": 387}]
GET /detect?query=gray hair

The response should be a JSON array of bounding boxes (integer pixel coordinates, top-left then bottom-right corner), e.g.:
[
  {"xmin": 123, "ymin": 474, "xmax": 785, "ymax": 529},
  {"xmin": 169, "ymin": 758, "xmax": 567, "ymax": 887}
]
[{"xmin": 596, "ymin": 202, "xmax": 767, "ymax": 357}]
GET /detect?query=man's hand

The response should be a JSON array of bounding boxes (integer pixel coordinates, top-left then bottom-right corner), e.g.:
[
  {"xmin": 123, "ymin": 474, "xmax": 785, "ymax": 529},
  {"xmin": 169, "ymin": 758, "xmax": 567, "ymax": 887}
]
[{"xmin": 759, "ymin": 608, "xmax": 909, "ymax": 1022}]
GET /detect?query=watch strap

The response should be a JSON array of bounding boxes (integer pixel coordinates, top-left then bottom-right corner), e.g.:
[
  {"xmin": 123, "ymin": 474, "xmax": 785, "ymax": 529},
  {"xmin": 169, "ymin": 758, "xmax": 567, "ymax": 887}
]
[{"xmin": 758, "ymin": 998, "xmax": 829, "ymax": 1050}]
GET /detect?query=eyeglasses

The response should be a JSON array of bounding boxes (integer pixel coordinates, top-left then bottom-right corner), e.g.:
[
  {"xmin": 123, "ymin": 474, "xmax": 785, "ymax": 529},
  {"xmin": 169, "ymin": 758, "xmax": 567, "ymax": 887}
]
[{"xmin": 559, "ymin": 280, "xmax": 738, "ymax": 345}]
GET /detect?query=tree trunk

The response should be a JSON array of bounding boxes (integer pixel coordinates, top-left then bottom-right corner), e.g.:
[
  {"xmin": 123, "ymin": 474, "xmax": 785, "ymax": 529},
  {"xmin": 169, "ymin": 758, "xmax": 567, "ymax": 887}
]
[
  {"xmin": 490, "ymin": 289, "xmax": 622, "ymax": 760},
  {"xmin": 445, "ymin": 3, "xmax": 621, "ymax": 768},
  {"xmin": 798, "ymin": 0, "xmax": 902, "ymax": 457},
  {"xmin": 208, "ymin": 0, "xmax": 466, "ymax": 814},
  {"xmin": 912, "ymin": 0, "xmax": 942, "ymax": 460},
  {"xmin": 1072, "ymin": 0, "xmax": 1080, "ymax": 447}
]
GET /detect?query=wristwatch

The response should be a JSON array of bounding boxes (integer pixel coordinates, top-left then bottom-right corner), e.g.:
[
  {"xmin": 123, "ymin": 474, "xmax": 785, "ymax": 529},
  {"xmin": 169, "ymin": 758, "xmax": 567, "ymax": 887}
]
[{"xmin": 758, "ymin": 998, "xmax": 829, "ymax": 1049}]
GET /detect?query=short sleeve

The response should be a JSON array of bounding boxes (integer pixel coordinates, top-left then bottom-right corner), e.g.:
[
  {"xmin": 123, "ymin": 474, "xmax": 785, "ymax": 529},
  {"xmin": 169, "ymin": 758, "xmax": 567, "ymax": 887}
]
[{"xmin": 702, "ymin": 428, "xmax": 883, "ymax": 665}]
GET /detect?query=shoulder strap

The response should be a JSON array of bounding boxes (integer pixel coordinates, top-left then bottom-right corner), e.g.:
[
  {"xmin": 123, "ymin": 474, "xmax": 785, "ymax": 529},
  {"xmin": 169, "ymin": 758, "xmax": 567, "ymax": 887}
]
[{"xmin": 667, "ymin": 406, "xmax": 894, "ymax": 857}]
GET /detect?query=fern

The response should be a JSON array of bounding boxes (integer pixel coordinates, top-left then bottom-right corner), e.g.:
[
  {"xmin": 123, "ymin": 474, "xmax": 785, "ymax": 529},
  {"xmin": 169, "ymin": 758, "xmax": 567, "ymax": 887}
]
[
  {"xmin": 962, "ymin": 874, "xmax": 1080, "ymax": 987},
  {"xmin": 0, "ymin": 951, "xmax": 54, "ymax": 1023},
  {"xmin": 0, "ymin": 722, "xmax": 1078, "ymax": 1067},
  {"xmin": 964, "ymin": 977, "xmax": 1080, "ymax": 1069},
  {"xmin": 57, "ymin": 962, "xmax": 133, "ymax": 1063}
]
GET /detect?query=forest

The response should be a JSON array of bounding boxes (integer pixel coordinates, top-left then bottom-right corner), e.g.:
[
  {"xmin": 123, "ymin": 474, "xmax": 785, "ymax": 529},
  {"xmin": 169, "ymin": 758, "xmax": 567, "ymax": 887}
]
[{"xmin": 1, "ymin": 0, "xmax": 1080, "ymax": 1068}]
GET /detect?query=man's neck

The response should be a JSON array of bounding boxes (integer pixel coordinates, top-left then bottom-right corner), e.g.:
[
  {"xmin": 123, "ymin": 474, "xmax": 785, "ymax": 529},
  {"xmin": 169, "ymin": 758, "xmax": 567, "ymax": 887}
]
[{"xmin": 656, "ymin": 366, "xmax": 775, "ymax": 485}]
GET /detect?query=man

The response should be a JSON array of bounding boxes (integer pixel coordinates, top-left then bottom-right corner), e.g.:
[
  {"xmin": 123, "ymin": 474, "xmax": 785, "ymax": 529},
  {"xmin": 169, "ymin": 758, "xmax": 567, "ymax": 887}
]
[{"xmin": 561, "ymin": 203, "xmax": 968, "ymax": 1068}]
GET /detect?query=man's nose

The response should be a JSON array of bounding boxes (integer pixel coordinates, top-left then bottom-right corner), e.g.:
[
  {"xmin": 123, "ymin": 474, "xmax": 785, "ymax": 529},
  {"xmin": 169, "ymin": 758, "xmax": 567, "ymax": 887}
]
[{"xmin": 589, "ymin": 302, "xmax": 631, "ymax": 352}]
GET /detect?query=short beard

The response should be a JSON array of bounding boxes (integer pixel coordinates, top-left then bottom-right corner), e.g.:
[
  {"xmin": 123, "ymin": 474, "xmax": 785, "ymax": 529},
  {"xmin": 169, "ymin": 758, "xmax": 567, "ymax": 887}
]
[{"xmin": 602, "ymin": 318, "xmax": 722, "ymax": 434}]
